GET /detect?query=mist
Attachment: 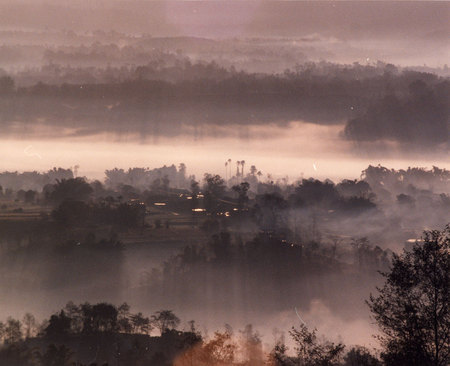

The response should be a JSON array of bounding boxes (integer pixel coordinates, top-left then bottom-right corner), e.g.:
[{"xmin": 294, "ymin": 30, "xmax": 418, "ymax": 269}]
[{"xmin": 0, "ymin": 1, "xmax": 448, "ymax": 365}]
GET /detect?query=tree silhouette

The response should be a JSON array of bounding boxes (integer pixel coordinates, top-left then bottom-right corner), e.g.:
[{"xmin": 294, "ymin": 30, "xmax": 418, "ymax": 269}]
[
  {"xmin": 48, "ymin": 177, "xmax": 93, "ymax": 205},
  {"xmin": 117, "ymin": 302, "xmax": 132, "ymax": 333},
  {"xmin": 271, "ymin": 324, "xmax": 345, "ymax": 366},
  {"xmin": 130, "ymin": 312, "xmax": 152, "ymax": 334},
  {"xmin": 151, "ymin": 310, "xmax": 180, "ymax": 335},
  {"xmin": 344, "ymin": 346, "xmax": 381, "ymax": 366},
  {"xmin": 51, "ymin": 200, "xmax": 90, "ymax": 226},
  {"xmin": 4, "ymin": 318, "xmax": 22, "ymax": 345},
  {"xmin": 203, "ymin": 174, "xmax": 225, "ymax": 214},
  {"xmin": 289, "ymin": 324, "xmax": 344, "ymax": 366},
  {"xmin": 24, "ymin": 190, "xmax": 36, "ymax": 204},
  {"xmin": 22, "ymin": 313, "xmax": 36, "ymax": 339},
  {"xmin": 240, "ymin": 324, "xmax": 264, "ymax": 366},
  {"xmin": 91, "ymin": 303, "xmax": 119, "ymax": 333},
  {"xmin": 368, "ymin": 226, "xmax": 450, "ymax": 366},
  {"xmin": 200, "ymin": 330, "xmax": 237, "ymax": 365},
  {"xmin": 45, "ymin": 311, "xmax": 71, "ymax": 339},
  {"xmin": 0, "ymin": 321, "xmax": 4, "ymax": 342},
  {"xmin": 232, "ymin": 182, "xmax": 250, "ymax": 210},
  {"xmin": 254, "ymin": 192, "xmax": 288, "ymax": 232}
]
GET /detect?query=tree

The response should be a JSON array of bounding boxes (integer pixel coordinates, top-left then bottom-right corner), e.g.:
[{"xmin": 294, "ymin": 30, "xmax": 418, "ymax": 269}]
[
  {"xmin": 48, "ymin": 177, "xmax": 93, "ymax": 205},
  {"xmin": 22, "ymin": 313, "xmax": 36, "ymax": 339},
  {"xmin": 368, "ymin": 226, "xmax": 450, "ymax": 366},
  {"xmin": 91, "ymin": 303, "xmax": 118, "ymax": 332},
  {"xmin": 190, "ymin": 180, "xmax": 200, "ymax": 223},
  {"xmin": 178, "ymin": 163, "xmax": 187, "ymax": 187},
  {"xmin": 232, "ymin": 182, "xmax": 250, "ymax": 210},
  {"xmin": 344, "ymin": 346, "xmax": 381, "ymax": 366},
  {"xmin": 4, "ymin": 318, "xmax": 22, "ymax": 344},
  {"xmin": 151, "ymin": 310, "xmax": 180, "ymax": 335},
  {"xmin": 240, "ymin": 324, "xmax": 264, "ymax": 366},
  {"xmin": 51, "ymin": 200, "xmax": 91, "ymax": 226},
  {"xmin": 24, "ymin": 190, "xmax": 36, "ymax": 204},
  {"xmin": 64, "ymin": 301, "xmax": 83, "ymax": 334},
  {"xmin": 270, "ymin": 324, "xmax": 344, "ymax": 366},
  {"xmin": 0, "ymin": 321, "xmax": 4, "ymax": 343},
  {"xmin": 115, "ymin": 202, "xmax": 146, "ymax": 228},
  {"xmin": 203, "ymin": 174, "xmax": 226, "ymax": 214},
  {"xmin": 201, "ymin": 330, "xmax": 237, "ymax": 365},
  {"xmin": 289, "ymin": 324, "xmax": 344, "ymax": 366},
  {"xmin": 45, "ymin": 311, "xmax": 71, "ymax": 339},
  {"xmin": 255, "ymin": 192, "xmax": 287, "ymax": 232},
  {"xmin": 117, "ymin": 302, "xmax": 132, "ymax": 333},
  {"xmin": 130, "ymin": 312, "xmax": 152, "ymax": 334},
  {"xmin": 240, "ymin": 160, "xmax": 245, "ymax": 177}
]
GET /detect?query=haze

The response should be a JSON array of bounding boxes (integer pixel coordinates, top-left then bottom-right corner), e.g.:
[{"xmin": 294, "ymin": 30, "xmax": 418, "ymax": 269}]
[{"xmin": 0, "ymin": 1, "xmax": 448, "ymax": 364}]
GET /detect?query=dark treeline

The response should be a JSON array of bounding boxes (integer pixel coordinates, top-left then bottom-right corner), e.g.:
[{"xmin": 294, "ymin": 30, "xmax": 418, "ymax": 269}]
[
  {"xmin": 0, "ymin": 168, "xmax": 73, "ymax": 191},
  {"xmin": 0, "ymin": 34, "xmax": 311, "ymax": 73},
  {"xmin": 0, "ymin": 165, "xmax": 188, "ymax": 192},
  {"xmin": 1, "ymin": 61, "xmax": 448, "ymax": 144},
  {"xmin": 0, "ymin": 225, "xmax": 448, "ymax": 365},
  {"xmin": 0, "ymin": 164, "xmax": 448, "ymax": 245},
  {"xmin": 0, "ymin": 303, "xmax": 196, "ymax": 365},
  {"xmin": 2, "ymin": 57, "xmax": 418, "ymax": 86},
  {"xmin": 0, "ymin": 300, "xmax": 376, "ymax": 366}
]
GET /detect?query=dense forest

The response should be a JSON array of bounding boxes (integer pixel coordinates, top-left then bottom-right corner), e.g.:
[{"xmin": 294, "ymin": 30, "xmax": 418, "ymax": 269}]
[{"xmin": 1, "ymin": 60, "xmax": 448, "ymax": 146}]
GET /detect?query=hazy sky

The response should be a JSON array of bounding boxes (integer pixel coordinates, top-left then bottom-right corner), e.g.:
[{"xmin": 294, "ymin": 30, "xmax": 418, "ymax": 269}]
[{"xmin": 0, "ymin": 1, "xmax": 448, "ymax": 40}]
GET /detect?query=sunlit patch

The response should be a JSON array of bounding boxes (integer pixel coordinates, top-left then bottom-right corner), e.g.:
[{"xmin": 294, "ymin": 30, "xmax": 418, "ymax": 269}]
[{"xmin": 164, "ymin": 1, "xmax": 260, "ymax": 38}]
